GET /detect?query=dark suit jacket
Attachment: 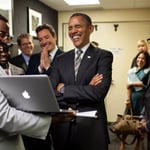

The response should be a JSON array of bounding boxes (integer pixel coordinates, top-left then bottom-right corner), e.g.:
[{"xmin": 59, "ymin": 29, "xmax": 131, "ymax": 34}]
[
  {"xmin": 50, "ymin": 44, "xmax": 113, "ymax": 150},
  {"xmin": 26, "ymin": 48, "xmax": 63, "ymax": 75},
  {"xmin": 23, "ymin": 48, "xmax": 63, "ymax": 150},
  {"xmin": 143, "ymin": 74, "xmax": 150, "ymax": 149},
  {"xmin": 9, "ymin": 54, "xmax": 28, "ymax": 73}
]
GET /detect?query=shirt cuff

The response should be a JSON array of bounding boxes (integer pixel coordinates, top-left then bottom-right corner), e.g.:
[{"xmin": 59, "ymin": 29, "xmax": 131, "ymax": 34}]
[
  {"xmin": 60, "ymin": 86, "xmax": 65, "ymax": 94},
  {"xmin": 38, "ymin": 65, "xmax": 44, "ymax": 73}
]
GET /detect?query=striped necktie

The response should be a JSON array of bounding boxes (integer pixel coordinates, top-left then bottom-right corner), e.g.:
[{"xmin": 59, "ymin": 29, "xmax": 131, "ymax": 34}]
[{"xmin": 74, "ymin": 49, "xmax": 82, "ymax": 80}]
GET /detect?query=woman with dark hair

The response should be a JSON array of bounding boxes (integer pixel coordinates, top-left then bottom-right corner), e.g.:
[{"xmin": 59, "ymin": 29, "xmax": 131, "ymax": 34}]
[
  {"xmin": 126, "ymin": 51, "xmax": 150, "ymax": 115},
  {"xmin": 120, "ymin": 51, "xmax": 150, "ymax": 150}
]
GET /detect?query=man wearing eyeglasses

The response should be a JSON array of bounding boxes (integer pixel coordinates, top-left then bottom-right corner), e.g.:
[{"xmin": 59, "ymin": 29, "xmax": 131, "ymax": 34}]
[
  {"xmin": 0, "ymin": 15, "xmax": 24, "ymax": 75},
  {"xmin": 0, "ymin": 14, "xmax": 76, "ymax": 150},
  {"xmin": 9, "ymin": 33, "xmax": 34, "ymax": 73}
]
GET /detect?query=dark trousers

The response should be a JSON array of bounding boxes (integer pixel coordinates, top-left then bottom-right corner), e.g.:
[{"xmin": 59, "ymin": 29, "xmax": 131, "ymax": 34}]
[
  {"xmin": 22, "ymin": 135, "xmax": 51, "ymax": 150},
  {"xmin": 147, "ymin": 133, "xmax": 150, "ymax": 150},
  {"xmin": 51, "ymin": 117, "xmax": 109, "ymax": 150}
]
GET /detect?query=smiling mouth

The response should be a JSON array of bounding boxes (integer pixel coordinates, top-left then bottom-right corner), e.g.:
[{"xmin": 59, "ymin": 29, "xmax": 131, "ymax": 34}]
[
  {"xmin": 72, "ymin": 35, "xmax": 80, "ymax": 41},
  {"xmin": 41, "ymin": 43, "xmax": 51, "ymax": 48}
]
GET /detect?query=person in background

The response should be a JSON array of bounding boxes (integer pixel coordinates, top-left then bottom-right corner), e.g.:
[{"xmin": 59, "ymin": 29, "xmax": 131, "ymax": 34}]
[
  {"xmin": 26, "ymin": 23, "xmax": 63, "ymax": 75},
  {"xmin": 131, "ymin": 40, "xmax": 149, "ymax": 68},
  {"xmin": 25, "ymin": 24, "xmax": 64, "ymax": 150},
  {"xmin": 0, "ymin": 14, "xmax": 76, "ymax": 150},
  {"xmin": 9, "ymin": 33, "xmax": 34, "ymax": 73},
  {"xmin": 139, "ymin": 74, "xmax": 150, "ymax": 150},
  {"xmin": 91, "ymin": 40, "xmax": 99, "ymax": 47},
  {"xmin": 50, "ymin": 12, "xmax": 113, "ymax": 150},
  {"xmin": 120, "ymin": 51, "xmax": 150, "ymax": 150},
  {"xmin": 0, "ymin": 23, "xmax": 24, "ymax": 75}
]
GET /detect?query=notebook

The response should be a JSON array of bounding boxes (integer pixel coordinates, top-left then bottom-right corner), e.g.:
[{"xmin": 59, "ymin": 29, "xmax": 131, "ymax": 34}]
[{"xmin": 0, "ymin": 75, "xmax": 67, "ymax": 114}]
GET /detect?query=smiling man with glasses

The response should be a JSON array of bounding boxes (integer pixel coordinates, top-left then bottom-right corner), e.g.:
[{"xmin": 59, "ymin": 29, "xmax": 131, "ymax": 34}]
[
  {"xmin": 9, "ymin": 33, "xmax": 34, "ymax": 73},
  {"xmin": 0, "ymin": 15, "xmax": 24, "ymax": 74}
]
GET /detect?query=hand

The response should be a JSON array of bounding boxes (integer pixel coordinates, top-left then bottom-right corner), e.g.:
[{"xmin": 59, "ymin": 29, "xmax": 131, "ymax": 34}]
[
  {"xmin": 139, "ymin": 119, "xmax": 147, "ymax": 130},
  {"xmin": 138, "ymin": 119, "xmax": 147, "ymax": 137},
  {"xmin": 57, "ymin": 83, "xmax": 64, "ymax": 93},
  {"xmin": 126, "ymin": 82, "xmax": 133, "ymax": 89},
  {"xmin": 40, "ymin": 47, "xmax": 51, "ymax": 70},
  {"xmin": 52, "ymin": 110, "xmax": 76, "ymax": 123},
  {"xmin": 89, "ymin": 73, "xmax": 103, "ymax": 86},
  {"xmin": 125, "ymin": 99, "xmax": 132, "ymax": 109}
]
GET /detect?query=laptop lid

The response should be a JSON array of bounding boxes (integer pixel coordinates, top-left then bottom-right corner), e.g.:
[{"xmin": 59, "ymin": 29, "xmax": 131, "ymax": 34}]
[{"xmin": 0, "ymin": 75, "xmax": 61, "ymax": 113}]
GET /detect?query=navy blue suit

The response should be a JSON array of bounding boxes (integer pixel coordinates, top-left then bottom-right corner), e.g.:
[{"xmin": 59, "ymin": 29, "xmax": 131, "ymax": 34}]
[
  {"xmin": 26, "ymin": 48, "xmax": 63, "ymax": 75},
  {"xmin": 50, "ymin": 44, "xmax": 113, "ymax": 150}
]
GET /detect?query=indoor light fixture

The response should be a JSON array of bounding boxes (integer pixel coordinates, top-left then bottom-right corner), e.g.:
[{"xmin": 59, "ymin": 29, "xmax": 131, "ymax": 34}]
[
  {"xmin": 0, "ymin": 0, "xmax": 11, "ymax": 10},
  {"xmin": 64, "ymin": 0, "xmax": 100, "ymax": 5}
]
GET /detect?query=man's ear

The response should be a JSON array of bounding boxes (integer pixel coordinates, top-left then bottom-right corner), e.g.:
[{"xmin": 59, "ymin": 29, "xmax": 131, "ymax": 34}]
[{"xmin": 89, "ymin": 25, "xmax": 94, "ymax": 33}]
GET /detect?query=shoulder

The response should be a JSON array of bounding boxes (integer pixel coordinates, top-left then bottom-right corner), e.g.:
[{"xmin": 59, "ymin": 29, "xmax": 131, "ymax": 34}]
[
  {"xmin": 30, "ymin": 52, "xmax": 41, "ymax": 59},
  {"xmin": 9, "ymin": 63, "xmax": 25, "ymax": 75},
  {"xmin": 99, "ymin": 48, "xmax": 113, "ymax": 56},
  {"xmin": 10, "ymin": 54, "xmax": 22, "ymax": 61},
  {"xmin": 58, "ymin": 49, "xmax": 74, "ymax": 58},
  {"xmin": 54, "ymin": 50, "xmax": 74, "ymax": 64},
  {"xmin": 88, "ymin": 44, "xmax": 113, "ymax": 57},
  {"xmin": 92, "ymin": 47, "xmax": 113, "ymax": 61},
  {"xmin": 128, "ymin": 67, "xmax": 137, "ymax": 74},
  {"xmin": 57, "ymin": 48, "xmax": 64, "ymax": 54}
]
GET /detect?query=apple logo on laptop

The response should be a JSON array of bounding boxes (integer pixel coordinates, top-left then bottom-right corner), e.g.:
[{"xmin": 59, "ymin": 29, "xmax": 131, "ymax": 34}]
[{"xmin": 22, "ymin": 90, "xmax": 30, "ymax": 99}]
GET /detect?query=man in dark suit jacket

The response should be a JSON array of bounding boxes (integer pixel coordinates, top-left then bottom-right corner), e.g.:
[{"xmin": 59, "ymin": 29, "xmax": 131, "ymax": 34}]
[
  {"xmin": 26, "ymin": 24, "xmax": 63, "ymax": 75},
  {"xmin": 9, "ymin": 33, "xmax": 34, "ymax": 73},
  {"xmin": 27, "ymin": 48, "xmax": 63, "ymax": 75},
  {"xmin": 25, "ymin": 24, "xmax": 63, "ymax": 150},
  {"xmin": 50, "ymin": 13, "xmax": 113, "ymax": 150}
]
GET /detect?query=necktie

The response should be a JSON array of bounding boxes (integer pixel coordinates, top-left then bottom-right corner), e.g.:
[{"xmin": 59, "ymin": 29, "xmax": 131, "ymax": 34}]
[
  {"xmin": 48, "ymin": 53, "xmax": 52, "ymax": 63},
  {"xmin": 74, "ymin": 49, "xmax": 82, "ymax": 79}
]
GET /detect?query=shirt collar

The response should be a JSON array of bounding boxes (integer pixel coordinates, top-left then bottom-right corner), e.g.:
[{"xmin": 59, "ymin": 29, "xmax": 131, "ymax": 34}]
[
  {"xmin": 21, "ymin": 53, "xmax": 30, "ymax": 65},
  {"xmin": 49, "ymin": 46, "xmax": 58, "ymax": 61},
  {"xmin": 75, "ymin": 43, "xmax": 90, "ymax": 58}
]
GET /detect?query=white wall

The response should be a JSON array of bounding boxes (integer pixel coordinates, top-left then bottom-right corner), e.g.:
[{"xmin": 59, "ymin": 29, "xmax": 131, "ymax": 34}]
[{"xmin": 58, "ymin": 9, "xmax": 150, "ymax": 122}]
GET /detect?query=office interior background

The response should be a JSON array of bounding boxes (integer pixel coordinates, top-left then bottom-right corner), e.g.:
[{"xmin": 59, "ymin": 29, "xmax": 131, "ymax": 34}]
[{"xmin": 0, "ymin": 0, "xmax": 150, "ymax": 122}]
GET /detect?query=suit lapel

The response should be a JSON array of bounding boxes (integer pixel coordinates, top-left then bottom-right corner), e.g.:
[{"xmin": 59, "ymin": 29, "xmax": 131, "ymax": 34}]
[
  {"xmin": 19, "ymin": 55, "xmax": 28, "ymax": 71},
  {"xmin": 76, "ymin": 45, "xmax": 95, "ymax": 82},
  {"xmin": 52, "ymin": 49, "xmax": 63, "ymax": 65},
  {"xmin": 67, "ymin": 50, "xmax": 76, "ymax": 83}
]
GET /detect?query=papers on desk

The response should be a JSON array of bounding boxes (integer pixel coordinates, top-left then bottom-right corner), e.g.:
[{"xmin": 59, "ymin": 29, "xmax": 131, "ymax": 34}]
[{"xmin": 76, "ymin": 110, "xmax": 98, "ymax": 118}]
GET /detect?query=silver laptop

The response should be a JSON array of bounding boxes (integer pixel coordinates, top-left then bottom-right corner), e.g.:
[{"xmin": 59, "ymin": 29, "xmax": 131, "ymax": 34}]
[{"xmin": 0, "ymin": 75, "xmax": 63, "ymax": 114}]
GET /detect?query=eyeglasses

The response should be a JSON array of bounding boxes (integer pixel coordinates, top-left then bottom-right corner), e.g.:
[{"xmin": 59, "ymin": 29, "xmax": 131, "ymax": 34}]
[{"xmin": 0, "ymin": 31, "xmax": 12, "ymax": 40}]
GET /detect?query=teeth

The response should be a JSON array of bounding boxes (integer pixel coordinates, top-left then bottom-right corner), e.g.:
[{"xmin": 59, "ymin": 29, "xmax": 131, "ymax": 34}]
[{"xmin": 72, "ymin": 35, "xmax": 79, "ymax": 39}]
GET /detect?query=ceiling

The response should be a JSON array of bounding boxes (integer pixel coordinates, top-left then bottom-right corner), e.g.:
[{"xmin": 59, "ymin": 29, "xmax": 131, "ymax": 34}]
[{"xmin": 39, "ymin": 0, "xmax": 150, "ymax": 11}]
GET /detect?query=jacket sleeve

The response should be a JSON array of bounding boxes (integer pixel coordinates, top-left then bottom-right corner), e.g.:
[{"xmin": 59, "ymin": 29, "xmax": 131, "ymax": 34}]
[
  {"xmin": 0, "ymin": 91, "xmax": 51, "ymax": 140},
  {"xmin": 64, "ymin": 50, "xmax": 113, "ymax": 103}
]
